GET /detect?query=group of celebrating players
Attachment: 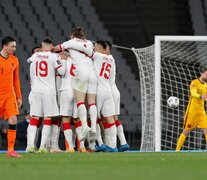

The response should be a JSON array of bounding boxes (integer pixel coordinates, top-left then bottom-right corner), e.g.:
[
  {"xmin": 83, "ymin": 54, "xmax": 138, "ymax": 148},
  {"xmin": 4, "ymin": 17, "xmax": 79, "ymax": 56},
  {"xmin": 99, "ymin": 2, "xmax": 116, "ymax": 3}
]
[{"xmin": 26, "ymin": 26, "xmax": 129, "ymax": 153}]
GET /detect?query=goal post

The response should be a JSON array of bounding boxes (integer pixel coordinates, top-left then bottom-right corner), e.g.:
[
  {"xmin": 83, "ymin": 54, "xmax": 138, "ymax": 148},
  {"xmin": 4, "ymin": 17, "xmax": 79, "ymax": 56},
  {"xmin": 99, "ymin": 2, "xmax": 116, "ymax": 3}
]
[
  {"xmin": 133, "ymin": 36, "xmax": 207, "ymax": 152},
  {"xmin": 154, "ymin": 36, "xmax": 161, "ymax": 152}
]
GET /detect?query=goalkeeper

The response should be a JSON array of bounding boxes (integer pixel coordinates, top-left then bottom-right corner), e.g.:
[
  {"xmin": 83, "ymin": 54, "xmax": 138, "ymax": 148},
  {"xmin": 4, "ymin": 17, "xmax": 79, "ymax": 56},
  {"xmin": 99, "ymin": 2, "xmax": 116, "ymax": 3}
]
[{"xmin": 176, "ymin": 68, "xmax": 207, "ymax": 151}]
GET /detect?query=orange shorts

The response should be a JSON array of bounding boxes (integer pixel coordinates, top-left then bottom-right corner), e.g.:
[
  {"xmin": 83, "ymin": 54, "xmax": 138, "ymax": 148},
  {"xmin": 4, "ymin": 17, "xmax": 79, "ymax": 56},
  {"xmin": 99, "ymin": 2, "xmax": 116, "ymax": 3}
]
[
  {"xmin": 0, "ymin": 93, "xmax": 19, "ymax": 120},
  {"xmin": 183, "ymin": 111, "xmax": 207, "ymax": 130}
]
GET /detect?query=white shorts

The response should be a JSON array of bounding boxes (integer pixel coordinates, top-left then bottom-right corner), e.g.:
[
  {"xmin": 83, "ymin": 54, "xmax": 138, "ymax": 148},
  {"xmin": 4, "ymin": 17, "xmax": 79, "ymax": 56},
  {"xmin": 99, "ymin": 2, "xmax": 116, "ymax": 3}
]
[
  {"xmin": 112, "ymin": 86, "xmax": 120, "ymax": 115},
  {"xmin": 28, "ymin": 91, "xmax": 33, "ymax": 105},
  {"xmin": 30, "ymin": 92, "xmax": 59, "ymax": 117},
  {"xmin": 87, "ymin": 68, "xmax": 97, "ymax": 94},
  {"xmin": 72, "ymin": 65, "xmax": 90, "ymax": 93},
  {"xmin": 96, "ymin": 89, "xmax": 115, "ymax": 118},
  {"xmin": 60, "ymin": 89, "xmax": 74, "ymax": 117},
  {"xmin": 56, "ymin": 75, "xmax": 62, "ymax": 107}
]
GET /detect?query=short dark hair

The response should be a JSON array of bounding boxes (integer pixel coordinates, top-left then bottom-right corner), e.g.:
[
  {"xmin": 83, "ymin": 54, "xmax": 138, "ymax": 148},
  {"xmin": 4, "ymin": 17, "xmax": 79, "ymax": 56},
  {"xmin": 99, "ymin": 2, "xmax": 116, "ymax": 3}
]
[
  {"xmin": 70, "ymin": 26, "xmax": 85, "ymax": 39},
  {"xmin": 105, "ymin": 40, "xmax": 112, "ymax": 50},
  {"xmin": 200, "ymin": 67, "xmax": 207, "ymax": 73},
  {"xmin": 42, "ymin": 37, "xmax": 53, "ymax": 44},
  {"xmin": 1, "ymin": 36, "xmax": 16, "ymax": 47},
  {"xmin": 96, "ymin": 40, "xmax": 107, "ymax": 49},
  {"xmin": 31, "ymin": 46, "xmax": 40, "ymax": 54}
]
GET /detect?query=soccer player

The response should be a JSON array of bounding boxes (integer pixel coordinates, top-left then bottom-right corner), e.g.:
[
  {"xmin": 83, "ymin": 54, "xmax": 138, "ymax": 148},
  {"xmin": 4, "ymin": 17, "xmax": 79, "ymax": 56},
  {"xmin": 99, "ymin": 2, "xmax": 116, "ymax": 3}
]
[
  {"xmin": 106, "ymin": 41, "xmax": 129, "ymax": 152},
  {"xmin": 27, "ymin": 46, "xmax": 41, "ymax": 63},
  {"xmin": 47, "ymin": 63, "xmax": 63, "ymax": 153},
  {"xmin": 27, "ymin": 38, "xmax": 66, "ymax": 152},
  {"xmin": 93, "ymin": 40, "xmax": 118, "ymax": 152},
  {"xmin": 26, "ymin": 46, "xmax": 42, "ymax": 152},
  {"xmin": 59, "ymin": 55, "xmax": 77, "ymax": 152},
  {"xmin": 176, "ymin": 68, "xmax": 207, "ymax": 151},
  {"xmin": 53, "ymin": 27, "xmax": 97, "ymax": 142},
  {"xmin": 0, "ymin": 36, "xmax": 22, "ymax": 157}
]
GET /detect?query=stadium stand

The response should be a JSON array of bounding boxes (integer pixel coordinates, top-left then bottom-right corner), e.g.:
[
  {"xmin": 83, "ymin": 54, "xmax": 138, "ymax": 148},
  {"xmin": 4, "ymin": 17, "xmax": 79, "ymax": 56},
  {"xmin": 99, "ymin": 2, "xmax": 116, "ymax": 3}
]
[
  {"xmin": 189, "ymin": 0, "xmax": 207, "ymax": 35},
  {"xmin": 0, "ymin": 0, "xmax": 195, "ymax": 149},
  {"xmin": 0, "ymin": 0, "xmax": 142, "ymax": 149}
]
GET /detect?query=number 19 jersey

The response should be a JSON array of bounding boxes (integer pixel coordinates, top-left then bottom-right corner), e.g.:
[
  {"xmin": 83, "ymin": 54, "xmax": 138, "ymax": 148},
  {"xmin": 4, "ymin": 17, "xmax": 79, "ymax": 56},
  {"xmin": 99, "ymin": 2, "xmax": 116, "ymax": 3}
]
[{"xmin": 30, "ymin": 51, "xmax": 63, "ymax": 94}]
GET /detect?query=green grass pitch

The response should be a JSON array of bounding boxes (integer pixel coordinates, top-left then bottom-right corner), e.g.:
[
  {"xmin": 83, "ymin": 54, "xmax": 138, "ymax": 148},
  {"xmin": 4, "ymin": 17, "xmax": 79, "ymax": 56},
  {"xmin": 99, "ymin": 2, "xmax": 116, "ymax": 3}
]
[{"xmin": 0, "ymin": 152, "xmax": 207, "ymax": 180}]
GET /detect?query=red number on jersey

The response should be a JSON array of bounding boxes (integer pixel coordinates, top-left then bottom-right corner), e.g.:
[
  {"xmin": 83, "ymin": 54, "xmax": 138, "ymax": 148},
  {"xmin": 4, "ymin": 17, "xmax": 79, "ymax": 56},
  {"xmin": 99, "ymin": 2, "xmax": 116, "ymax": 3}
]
[
  {"xmin": 99, "ymin": 62, "xmax": 111, "ymax": 79},
  {"xmin": 70, "ymin": 64, "xmax": 76, "ymax": 76},
  {"xmin": 36, "ymin": 61, "xmax": 48, "ymax": 77}
]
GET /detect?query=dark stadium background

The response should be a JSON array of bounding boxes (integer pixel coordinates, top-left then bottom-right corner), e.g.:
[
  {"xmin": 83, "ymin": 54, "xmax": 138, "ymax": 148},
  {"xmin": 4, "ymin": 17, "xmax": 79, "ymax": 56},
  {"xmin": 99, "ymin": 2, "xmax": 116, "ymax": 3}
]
[{"xmin": 0, "ymin": 0, "xmax": 204, "ymax": 150}]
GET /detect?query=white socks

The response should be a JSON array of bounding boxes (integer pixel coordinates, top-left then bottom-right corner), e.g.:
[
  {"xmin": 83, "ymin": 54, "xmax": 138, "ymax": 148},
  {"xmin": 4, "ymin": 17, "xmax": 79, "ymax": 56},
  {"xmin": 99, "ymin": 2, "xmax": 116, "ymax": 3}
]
[
  {"xmin": 77, "ymin": 103, "xmax": 87, "ymax": 128},
  {"xmin": 89, "ymin": 104, "xmax": 97, "ymax": 132},
  {"xmin": 39, "ymin": 119, "xmax": 51, "ymax": 149},
  {"xmin": 50, "ymin": 125, "xmax": 60, "ymax": 150},
  {"xmin": 96, "ymin": 123, "xmax": 103, "ymax": 146},
  {"xmin": 104, "ymin": 123, "xmax": 117, "ymax": 148},
  {"xmin": 117, "ymin": 124, "xmax": 127, "ymax": 145},
  {"xmin": 27, "ymin": 124, "xmax": 37, "ymax": 149},
  {"xmin": 63, "ymin": 122, "xmax": 74, "ymax": 149}
]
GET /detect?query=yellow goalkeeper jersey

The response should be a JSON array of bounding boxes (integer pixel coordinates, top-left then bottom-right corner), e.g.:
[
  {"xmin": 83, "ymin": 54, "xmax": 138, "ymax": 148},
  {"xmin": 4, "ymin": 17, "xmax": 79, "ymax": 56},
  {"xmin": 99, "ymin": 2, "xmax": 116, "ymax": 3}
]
[{"xmin": 186, "ymin": 79, "xmax": 207, "ymax": 114}]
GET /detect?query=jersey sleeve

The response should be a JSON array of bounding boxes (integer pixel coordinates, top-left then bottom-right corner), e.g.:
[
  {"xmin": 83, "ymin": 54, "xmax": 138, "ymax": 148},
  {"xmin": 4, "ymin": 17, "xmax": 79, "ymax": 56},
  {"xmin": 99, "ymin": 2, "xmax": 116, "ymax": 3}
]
[
  {"xmin": 190, "ymin": 81, "xmax": 200, "ymax": 98},
  {"xmin": 29, "ymin": 62, "xmax": 34, "ymax": 88},
  {"xmin": 62, "ymin": 39, "xmax": 94, "ymax": 57},
  {"xmin": 13, "ymin": 58, "xmax": 22, "ymax": 100},
  {"xmin": 93, "ymin": 52, "xmax": 101, "ymax": 61},
  {"xmin": 53, "ymin": 54, "xmax": 66, "ymax": 76},
  {"xmin": 109, "ymin": 61, "xmax": 116, "ymax": 87},
  {"xmin": 55, "ymin": 72, "xmax": 62, "ymax": 92}
]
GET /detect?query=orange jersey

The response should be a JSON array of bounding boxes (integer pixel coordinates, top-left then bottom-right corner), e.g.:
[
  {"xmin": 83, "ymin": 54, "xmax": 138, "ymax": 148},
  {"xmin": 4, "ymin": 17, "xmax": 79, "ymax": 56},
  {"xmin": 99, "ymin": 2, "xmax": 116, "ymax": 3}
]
[{"xmin": 0, "ymin": 54, "xmax": 22, "ymax": 100}]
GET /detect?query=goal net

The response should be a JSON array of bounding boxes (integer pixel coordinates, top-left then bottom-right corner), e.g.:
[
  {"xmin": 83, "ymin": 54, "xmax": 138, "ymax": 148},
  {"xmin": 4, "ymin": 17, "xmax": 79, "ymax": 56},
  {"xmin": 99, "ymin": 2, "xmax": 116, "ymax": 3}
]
[{"xmin": 132, "ymin": 36, "xmax": 207, "ymax": 151}]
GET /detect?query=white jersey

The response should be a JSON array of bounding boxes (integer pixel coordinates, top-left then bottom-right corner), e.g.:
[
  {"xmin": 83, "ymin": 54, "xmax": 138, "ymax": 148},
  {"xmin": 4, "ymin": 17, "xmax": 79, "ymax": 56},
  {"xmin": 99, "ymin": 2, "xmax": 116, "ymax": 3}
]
[
  {"xmin": 93, "ymin": 52, "xmax": 115, "ymax": 91},
  {"xmin": 109, "ymin": 55, "xmax": 116, "ymax": 88},
  {"xmin": 60, "ymin": 57, "xmax": 73, "ymax": 91},
  {"xmin": 108, "ymin": 54, "xmax": 120, "ymax": 115},
  {"xmin": 30, "ymin": 51, "xmax": 66, "ymax": 94},
  {"xmin": 61, "ymin": 38, "xmax": 94, "ymax": 67}
]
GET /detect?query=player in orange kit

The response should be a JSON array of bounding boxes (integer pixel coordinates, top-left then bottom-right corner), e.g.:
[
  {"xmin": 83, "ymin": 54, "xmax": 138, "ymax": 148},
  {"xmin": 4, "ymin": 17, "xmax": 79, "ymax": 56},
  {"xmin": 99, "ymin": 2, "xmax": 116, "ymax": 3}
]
[{"xmin": 0, "ymin": 36, "xmax": 22, "ymax": 157}]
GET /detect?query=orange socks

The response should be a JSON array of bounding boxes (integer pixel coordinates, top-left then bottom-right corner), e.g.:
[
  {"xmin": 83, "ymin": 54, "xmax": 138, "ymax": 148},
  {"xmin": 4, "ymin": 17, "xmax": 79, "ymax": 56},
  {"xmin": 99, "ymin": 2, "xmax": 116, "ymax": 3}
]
[
  {"xmin": 7, "ymin": 129, "xmax": 16, "ymax": 152},
  {"xmin": 65, "ymin": 140, "xmax": 69, "ymax": 151}
]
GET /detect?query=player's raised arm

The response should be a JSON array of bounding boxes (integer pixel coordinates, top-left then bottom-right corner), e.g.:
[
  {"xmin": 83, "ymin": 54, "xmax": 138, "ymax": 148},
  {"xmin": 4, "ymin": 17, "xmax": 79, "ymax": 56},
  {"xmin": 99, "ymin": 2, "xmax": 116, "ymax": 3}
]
[
  {"xmin": 52, "ymin": 44, "xmax": 63, "ymax": 52},
  {"xmin": 62, "ymin": 39, "xmax": 94, "ymax": 57}
]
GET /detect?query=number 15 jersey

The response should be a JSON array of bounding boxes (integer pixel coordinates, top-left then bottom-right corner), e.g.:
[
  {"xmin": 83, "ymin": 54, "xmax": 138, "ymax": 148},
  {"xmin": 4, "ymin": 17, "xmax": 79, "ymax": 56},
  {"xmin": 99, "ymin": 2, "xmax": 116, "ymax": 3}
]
[
  {"xmin": 93, "ymin": 52, "xmax": 115, "ymax": 91},
  {"xmin": 30, "ymin": 51, "xmax": 65, "ymax": 94}
]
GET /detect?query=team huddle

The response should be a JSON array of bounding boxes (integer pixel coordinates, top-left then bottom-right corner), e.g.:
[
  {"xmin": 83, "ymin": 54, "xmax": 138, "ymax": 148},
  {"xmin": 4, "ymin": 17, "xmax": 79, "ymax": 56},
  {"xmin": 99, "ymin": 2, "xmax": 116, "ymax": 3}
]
[{"xmin": 26, "ymin": 26, "xmax": 129, "ymax": 153}]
